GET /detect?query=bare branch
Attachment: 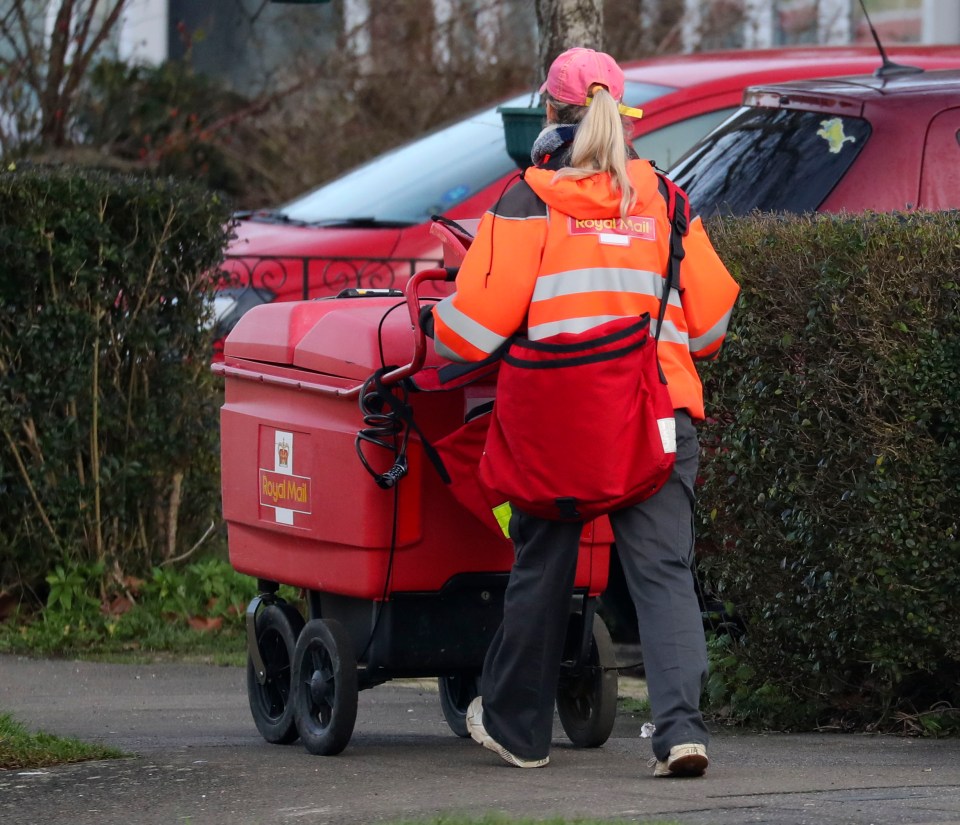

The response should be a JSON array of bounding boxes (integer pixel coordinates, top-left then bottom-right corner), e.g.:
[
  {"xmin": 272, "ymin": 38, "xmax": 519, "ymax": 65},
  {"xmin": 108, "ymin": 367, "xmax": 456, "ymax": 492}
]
[
  {"xmin": 62, "ymin": 0, "xmax": 128, "ymax": 107},
  {"xmin": 142, "ymin": 62, "xmax": 330, "ymax": 166},
  {"xmin": 159, "ymin": 521, "xmax": 218, "ymax": 567},
  {"xmin": 38, "ymin": 0, "xmax": 77, "ymax": 143},
  {"xmin": 71, "ymin": 0, "xmax": 99, "ymax": 60},
  {"xmin": 46, "ymin": 0, "xmax": 76, "ymax": 96},
  {"xmin": 0, "ymin": 0, "xmax": 41, "ymax": 92}
]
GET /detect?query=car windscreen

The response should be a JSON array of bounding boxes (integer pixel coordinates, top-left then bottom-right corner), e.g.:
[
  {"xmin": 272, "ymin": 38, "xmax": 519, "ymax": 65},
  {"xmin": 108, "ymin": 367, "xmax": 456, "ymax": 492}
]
[
  {"xmin": 278, "ymin": 82, "xmax": 675, "ymax": 226},
  {"xmin": 668, "ymin": 106, "xmax": 872, "ymax": 216}
]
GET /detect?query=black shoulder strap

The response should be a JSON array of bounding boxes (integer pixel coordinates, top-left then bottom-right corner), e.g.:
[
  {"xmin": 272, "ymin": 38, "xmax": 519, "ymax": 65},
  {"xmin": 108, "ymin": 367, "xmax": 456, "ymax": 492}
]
[{"xmin": 655, "ymin": 173, "xmax": 690, "ymax": 345}]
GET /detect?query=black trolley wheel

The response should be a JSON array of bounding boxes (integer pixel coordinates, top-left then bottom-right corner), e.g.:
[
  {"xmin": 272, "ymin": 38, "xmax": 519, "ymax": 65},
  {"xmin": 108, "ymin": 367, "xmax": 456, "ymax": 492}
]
[
  {"xmin": 291, "ymin": 618, "xmax": 359, "ymax": 755},
  {"xmin": 246, "ymin": 601, "xmax": 305, "ymax": 744},
  {"xmin": 437, "ymin": 672, "xmax": 481, "ymax": 738},
  {"xmin": 556, "ymin": 613, "xmax": 619, "ymax": 748}
]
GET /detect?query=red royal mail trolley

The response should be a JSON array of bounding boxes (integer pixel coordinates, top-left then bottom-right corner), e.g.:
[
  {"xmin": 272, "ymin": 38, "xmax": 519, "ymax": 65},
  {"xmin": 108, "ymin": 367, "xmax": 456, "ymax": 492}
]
[{"xmin": 213, "ymin": 222, "xmax": 618, "ymax": 756}]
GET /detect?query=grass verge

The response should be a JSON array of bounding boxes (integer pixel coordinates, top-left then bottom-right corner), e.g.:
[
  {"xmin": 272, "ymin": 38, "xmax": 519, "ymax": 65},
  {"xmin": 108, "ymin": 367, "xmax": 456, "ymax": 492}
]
[
  {"xmin": 0, "ymin": 557, "xmax": 290, "ymax": 666},
  {"xmin": 0, "ymin": 609, "xmax": 248, "ymax": 666},
  {"xmin": 0, "ymin": 712, "xmax": 124, "ymax": 770}
]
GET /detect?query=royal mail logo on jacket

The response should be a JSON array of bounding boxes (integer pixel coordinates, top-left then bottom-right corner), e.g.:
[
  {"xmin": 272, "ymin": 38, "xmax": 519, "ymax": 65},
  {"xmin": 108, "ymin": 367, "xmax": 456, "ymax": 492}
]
[{"xmin": 568, "ymin": 215, "xmax": 656, "ymax": 245}]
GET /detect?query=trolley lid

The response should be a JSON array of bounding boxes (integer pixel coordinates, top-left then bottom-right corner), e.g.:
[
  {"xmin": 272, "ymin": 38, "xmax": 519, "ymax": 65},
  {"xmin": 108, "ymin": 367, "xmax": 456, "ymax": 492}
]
[{"xmin": 222, "ymin": 296, "xmax": 443, "ymax": 380}]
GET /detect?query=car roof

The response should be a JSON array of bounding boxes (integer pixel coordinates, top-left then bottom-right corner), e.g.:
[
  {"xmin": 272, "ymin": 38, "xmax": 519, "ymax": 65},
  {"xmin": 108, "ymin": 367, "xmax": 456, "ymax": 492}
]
[
  {"xmin": 742, "ymin": 68, "xmax": 960, "ymax": 111},
  {"xmin": 620, "ymin": 45, "xmax": 960, "ymax": 87}
]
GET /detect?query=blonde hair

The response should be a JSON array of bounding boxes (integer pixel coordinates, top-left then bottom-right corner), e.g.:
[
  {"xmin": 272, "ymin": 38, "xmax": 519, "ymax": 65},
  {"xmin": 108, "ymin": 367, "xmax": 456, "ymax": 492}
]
[{"xmin": 548, "ymin": 89, "xmax": 636, "ymax": 221}]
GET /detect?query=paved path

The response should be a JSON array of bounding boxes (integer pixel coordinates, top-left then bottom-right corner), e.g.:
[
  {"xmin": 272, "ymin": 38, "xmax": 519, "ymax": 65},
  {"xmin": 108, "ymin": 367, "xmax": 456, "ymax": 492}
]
[{"xmin": 1, "ymin": 655, "xmax": 958, "ymax": 825}]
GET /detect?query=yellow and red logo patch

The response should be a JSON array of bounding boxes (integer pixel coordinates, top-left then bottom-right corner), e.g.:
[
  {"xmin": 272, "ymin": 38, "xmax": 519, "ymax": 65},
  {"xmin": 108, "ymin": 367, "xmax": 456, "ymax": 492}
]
[
  {"xmin": 259, "ymin": 428, "xmax": 312, "ymax": 525},
  {"xmin": 259, "ymin": 470, "xmax": 312, "ymax": 513}
]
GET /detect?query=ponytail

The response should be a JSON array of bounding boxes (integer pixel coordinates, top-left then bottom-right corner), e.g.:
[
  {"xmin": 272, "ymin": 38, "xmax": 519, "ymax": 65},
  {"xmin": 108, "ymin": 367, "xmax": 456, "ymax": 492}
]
[{"xmin": 549, "ymin": 89, "xmax": 636, "ymax": 221}]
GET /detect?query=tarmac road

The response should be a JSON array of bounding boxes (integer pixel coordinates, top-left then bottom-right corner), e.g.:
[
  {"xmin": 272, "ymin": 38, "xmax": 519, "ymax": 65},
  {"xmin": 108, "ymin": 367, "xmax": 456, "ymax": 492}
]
[{"xmin": 1, "ymin": 654, "xmax": 958, "ymax": 825}]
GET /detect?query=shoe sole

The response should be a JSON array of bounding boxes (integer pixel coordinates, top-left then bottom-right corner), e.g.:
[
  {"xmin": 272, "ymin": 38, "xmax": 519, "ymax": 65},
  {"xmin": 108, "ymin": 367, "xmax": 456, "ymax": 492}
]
[
  {"xmin": 664, "ymin": 753, "xmax": 708, "ymax": 777},
  {"xmin": 480, "ymin": 736, "xmax": 549, "ymax": 768},
  {"xmin": 467, "ymin": 713, "xmax": 548, "ymax": 768}
]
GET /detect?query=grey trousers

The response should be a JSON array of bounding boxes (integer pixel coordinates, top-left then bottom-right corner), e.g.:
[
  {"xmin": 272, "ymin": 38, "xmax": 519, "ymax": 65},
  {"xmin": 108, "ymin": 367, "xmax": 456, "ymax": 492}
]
[{"xmin": 480, "ymin": 411, "xmax": 709, "ymax": 762}]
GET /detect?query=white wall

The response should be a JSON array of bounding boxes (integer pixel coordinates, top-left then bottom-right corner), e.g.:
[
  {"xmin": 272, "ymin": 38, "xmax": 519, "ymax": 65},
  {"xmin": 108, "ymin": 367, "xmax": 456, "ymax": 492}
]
[
  {"xmin": 679, "ymin": 0, "xmax": 959, "ymax": 51},
  {"xmin": 118, "ymin": 0, "xmax": 168, "ymax": 65},
  {"xmin": 819, "ymin": 0, "xmax": 852, "ymax": 44},
  {"xmin": 109, "ymin": 0, "xmax": 960, "ymax": 75},
  {"xmin": 742, "ymin": 0, "xmax": 775, "ymax": 48},
  {"xmin": 432, "ymin": 0, "xmax": 502, "ymax": 65},
  {"xmin": 923, "ymin": 0, "xmax": 960, "ymax": 43},
  {"xmin": 344, "ymin": 0, "xmax": 371, "ymax": 60}
]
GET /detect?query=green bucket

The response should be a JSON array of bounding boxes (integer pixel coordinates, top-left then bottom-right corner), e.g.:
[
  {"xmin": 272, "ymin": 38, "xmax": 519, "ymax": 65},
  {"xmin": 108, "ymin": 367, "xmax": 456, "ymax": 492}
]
[{"xmin": 498, "ymin": 106, "xmax": 546, "ymax": 169}]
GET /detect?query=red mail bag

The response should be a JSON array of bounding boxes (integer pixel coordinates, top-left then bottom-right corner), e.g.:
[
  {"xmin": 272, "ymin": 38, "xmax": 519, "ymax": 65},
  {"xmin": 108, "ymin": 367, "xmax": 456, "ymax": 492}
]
[{"xmin": 478, "ymin": 314, "xmax": 676, "ymax": 521}]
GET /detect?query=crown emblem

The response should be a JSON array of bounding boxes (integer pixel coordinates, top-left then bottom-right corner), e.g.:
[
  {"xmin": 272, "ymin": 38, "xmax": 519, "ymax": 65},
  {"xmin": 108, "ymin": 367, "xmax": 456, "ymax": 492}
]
[{"xmin": 277, "ymin": 439, "xmax": 290, "ymax": 467}]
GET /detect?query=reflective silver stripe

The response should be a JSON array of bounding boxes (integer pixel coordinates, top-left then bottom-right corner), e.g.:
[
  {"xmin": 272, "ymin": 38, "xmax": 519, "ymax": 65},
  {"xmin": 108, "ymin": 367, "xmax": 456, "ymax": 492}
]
[
  {"xmin": 488, "ymin": 213, "xmax": 548, "ymax": 223},
  {"xmin": 531, "ymin": 267, "xmax": 680, "ymax": 306},
  {"xmin": 689, "ymin": 307, "xmax": 734, "ymax": 355},
  {"xmin": 658, "ymin": 417, "xmax": 677, "ymax": 454},
  {"xmin": 528, "ymin": 314, "xmax": 691, "ymax": 345},
  {"xmin": 434, "ymin": 296, "xmax": 508, "ymax": 356},
  {"xmin": 527, "ymin": 315, "xmax": 624, "ymax": 340},
  {"xmin": 651, "ymin": 319, "xmax": 689, "ymax": 347},
  {"xmin": 433, "ymin": 334, "xmax": 467, "ymax": 363}
]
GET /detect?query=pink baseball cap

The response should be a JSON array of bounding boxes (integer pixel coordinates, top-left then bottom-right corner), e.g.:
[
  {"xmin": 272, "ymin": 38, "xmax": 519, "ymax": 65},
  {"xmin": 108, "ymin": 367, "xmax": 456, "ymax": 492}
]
[{"xmin": 539, "ymin": 47, "xmax": 625, "ymax": 106}]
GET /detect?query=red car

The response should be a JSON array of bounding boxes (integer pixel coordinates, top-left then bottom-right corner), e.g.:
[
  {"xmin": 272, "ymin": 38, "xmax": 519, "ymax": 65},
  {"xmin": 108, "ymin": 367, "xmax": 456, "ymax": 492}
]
[
  {"xmin": 669, "ymin": 67, "xmax": 960, "ymax": 215},
  {"xmin": 214, "ymin": 46, "xmax": 960, "ymax": 346}
]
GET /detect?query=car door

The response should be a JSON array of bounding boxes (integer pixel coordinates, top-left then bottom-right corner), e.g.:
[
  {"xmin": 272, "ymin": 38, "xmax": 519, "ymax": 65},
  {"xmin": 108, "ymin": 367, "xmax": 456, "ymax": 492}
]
[{"xmin": 919, "ymin": 107, "xmax": 960, "ymax": 209}]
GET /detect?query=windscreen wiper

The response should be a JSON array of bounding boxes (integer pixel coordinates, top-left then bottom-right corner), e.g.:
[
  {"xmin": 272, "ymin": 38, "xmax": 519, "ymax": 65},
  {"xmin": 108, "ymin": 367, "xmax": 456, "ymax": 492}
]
[
  {"xmin": 234, "ymin": 209, "xmax": 311, "ymax": 226},
  {"xmin": 307, "ymin": 217, "xmax": 417, "ymax": 229}
]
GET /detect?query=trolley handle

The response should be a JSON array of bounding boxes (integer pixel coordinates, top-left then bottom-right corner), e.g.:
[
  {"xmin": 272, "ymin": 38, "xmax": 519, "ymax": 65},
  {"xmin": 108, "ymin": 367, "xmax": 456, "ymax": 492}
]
[{"xmin": 377, "ymin": 266, "xmax": 458, "ymax": 387}]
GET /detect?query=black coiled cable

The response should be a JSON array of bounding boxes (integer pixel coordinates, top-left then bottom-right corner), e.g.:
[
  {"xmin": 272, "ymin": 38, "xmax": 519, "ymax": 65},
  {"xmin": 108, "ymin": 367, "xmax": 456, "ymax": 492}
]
[{"xmin": 355, "ymin": 368, "xmax": 410, "ymax": 489}]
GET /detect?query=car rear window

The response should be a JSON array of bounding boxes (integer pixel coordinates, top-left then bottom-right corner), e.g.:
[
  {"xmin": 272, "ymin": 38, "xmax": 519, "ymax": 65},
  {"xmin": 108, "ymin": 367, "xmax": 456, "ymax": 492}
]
[{"xmin": 668, "ymin": 106, "xmax": 872, "ymax": 216}]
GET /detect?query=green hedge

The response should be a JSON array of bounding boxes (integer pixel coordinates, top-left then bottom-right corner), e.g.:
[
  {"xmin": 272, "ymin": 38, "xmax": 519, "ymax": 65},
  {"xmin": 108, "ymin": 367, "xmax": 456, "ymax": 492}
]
[
  {"xmin": 698, "ymin": 211, "xmax": 960, "ymax": 732},
  {"xmin": 0, "ymin": 166, "xmax": 231, "ymax": 594},
  {"xmin": 3, "ymin": 168, "xmax": 957, "ymax": 732}
]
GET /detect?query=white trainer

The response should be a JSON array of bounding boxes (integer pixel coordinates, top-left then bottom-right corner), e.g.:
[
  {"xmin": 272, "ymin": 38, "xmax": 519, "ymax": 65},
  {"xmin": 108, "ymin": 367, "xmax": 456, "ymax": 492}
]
[
  {"xmin": 651, "ymin": 743, "xmax": 709, "ymax": 777},
  {"xmin": 465, "ymin": 697, "xmax": 549, "ymax": 768}
]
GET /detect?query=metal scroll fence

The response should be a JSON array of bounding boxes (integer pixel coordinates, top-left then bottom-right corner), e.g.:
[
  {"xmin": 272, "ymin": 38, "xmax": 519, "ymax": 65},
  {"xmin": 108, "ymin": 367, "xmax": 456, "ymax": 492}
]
[{"xmin": 218, "ymin": 253, "xmax": 444, "ymax": 299}]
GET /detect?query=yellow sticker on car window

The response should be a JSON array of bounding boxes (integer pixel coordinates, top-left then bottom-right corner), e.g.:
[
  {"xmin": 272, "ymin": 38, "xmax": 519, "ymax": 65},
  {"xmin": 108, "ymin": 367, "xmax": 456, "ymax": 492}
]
[{"xmin": 817, "ymin": 118, "xmax": 856, "ymax": 154}]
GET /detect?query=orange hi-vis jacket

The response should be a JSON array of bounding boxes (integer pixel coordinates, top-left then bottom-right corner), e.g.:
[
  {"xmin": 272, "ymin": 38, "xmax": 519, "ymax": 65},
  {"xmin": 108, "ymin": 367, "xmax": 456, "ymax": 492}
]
[{"xmin": 432, "ymin": 158, "xmax": 740, "ymax": 420}]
